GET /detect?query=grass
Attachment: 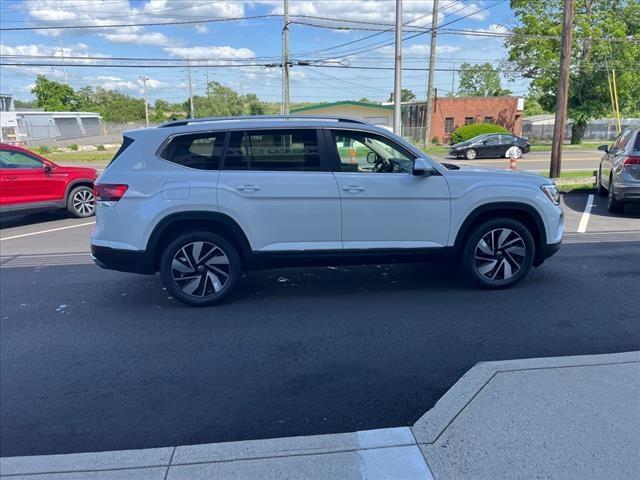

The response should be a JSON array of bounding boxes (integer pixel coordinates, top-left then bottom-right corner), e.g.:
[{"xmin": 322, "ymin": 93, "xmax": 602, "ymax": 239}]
[
  {"xmin": 529, "ymin": 142, "xmax": 603, "ymax": 152},
  {"xmin": 534, "ymin": 169, "xmax": 596, "ymax": 193},
  {"xmin": 538, "ymin": 170, "xmax": 596, "ymax": 179},
  {"xmin": 46, "ymin": 149, "xmax": 118, "ymax": 163},
  {"xmin": 556, "ymin": 183, "xmax": 595, "ymax": 192}
]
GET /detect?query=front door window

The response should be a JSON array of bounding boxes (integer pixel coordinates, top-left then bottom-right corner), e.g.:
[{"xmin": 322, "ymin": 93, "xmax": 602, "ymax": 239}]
[{"xmin": 330, "ymin": 130, "xmax": 416, "ymax": 174}]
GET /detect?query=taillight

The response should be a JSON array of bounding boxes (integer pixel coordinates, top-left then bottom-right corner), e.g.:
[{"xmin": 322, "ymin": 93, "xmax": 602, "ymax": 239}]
[
  {"xmin": 622, "ymin": 156, "xmax": 640, "ymax": 165},
  {"xmin": 94, "ymin": 184, "xmax": 128, "ymax": 202}
]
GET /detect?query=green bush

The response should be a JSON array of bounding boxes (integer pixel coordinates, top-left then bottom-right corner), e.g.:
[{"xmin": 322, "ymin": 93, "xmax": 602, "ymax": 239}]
[
  {"xmin": 37, "ymin": 145, "xmax": 50, "ymax": 154},
  {"xmin": 450, "ymin": 123, "xmax": 509, "ymax": 144},
  {"xmin": 96, "ymin": 144, "xmax": 106, "ymax": 151},
  {"xmin": 69, "ymin": 143, "xmax": 79, "ymax": 151}
]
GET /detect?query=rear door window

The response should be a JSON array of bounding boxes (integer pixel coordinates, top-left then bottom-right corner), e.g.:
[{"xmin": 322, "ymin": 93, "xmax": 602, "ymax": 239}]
[
  {"xmin": 160, "ymin": 132, "xmax": 226, "ymax": 170},
  {"xmin": 223, "ymin": 129, "xmax": 321, "ymax": 171}
]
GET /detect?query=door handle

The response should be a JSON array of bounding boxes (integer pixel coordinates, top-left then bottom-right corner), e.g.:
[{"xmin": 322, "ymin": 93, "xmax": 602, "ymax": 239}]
[
  {"xmin": 236, "ymin": 184, "xmax": 261, "ymax": 192},
  {"xmin": 6, "ymin": 176, "xmax": 18, "ymax": 180},
  {"xmin": 342, "ymin": 185, "xmax": 365, "ymax": 192}
]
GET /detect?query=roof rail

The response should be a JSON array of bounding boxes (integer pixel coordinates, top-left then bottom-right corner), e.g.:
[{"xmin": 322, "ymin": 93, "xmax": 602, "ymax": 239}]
[{"xmin": 158, "ymin": 115, "xmax": 369, "ymax": 128}]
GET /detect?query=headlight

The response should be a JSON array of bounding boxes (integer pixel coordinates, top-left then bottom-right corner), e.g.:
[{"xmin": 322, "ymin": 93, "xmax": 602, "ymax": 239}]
[{"xmin": 541, "ymin": 184, "xmax": 560, "ymax": 205}]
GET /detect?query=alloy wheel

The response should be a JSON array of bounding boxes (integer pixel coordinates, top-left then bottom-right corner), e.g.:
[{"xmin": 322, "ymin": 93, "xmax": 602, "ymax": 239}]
[
  {"xmin": 72, "ymin": 189, "xmax": 95, "ymax": 216},
  {"xmin": 171, "ymin": 241, "xmax": 230, "ymax": 297},
  {"xmin": 466, "ymin": 149, "xmax": 477, "ymax": 160},
  {"xmin": 474, "ymin": 228, "xmax": 526, "ymax": 281}
]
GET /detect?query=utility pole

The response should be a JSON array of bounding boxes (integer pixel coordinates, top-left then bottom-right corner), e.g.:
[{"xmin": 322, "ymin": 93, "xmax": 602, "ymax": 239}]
[
  {"xmin": 392, "ymin": 0, "xmax": 403, "ymax": 135},
  {"xmin": 187, "ymin": 62, "xmax": 195, "ymax": 118},
  {"xmin": 139, "ymin": 76, "xmax": 149, "ymax": 127},
  {"xmin": 281, "ymin": 0, "xmax": 290, "ymax": 114},
  {"xmin": 550, "ymin": 0, "xmax": 573, "ymax": 179},
  {"xmin": 451, "ymin": 62, "xmax": 455, "ymax": 94},
  {"xmin": 423, "ymin": 0, "xmax": 439, "ymax": 146},
  {"xmin": 58, "ymin": 39, "xmax": 68, "ymax": 84}
]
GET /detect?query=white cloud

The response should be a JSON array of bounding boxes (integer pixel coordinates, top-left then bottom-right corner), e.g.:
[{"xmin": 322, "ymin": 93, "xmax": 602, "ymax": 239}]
[
  {"xmin": 94, "ymin": 75, "xmax": 138, "ymax": 91},
  {"xmin": 164, "ymin": 45, "xmax": 256, "ymax": 62},
  {"xmin": 463, "ymin": 23, "xmax": 508, "ymax": 38},
  {"xmin": 406, "ymin": 44, "xmax": 462, "ymax": 57},
  {"xmin": 102, "ymin": 29, "xmax": 173, "ymax": 47},
  {"xmin": 144, "ymin": 78, "xmax": 163, "ymax": 89},
  {"xmin": 22, "ymin": 1, "xmax": 244, "ymax": 44},
  {"xmin": 0, "ymin": 42, "xmax": 110, "ymax": 77},
  {"xmin": 265, "ymin": 0, "xmax": 489, "ymax": 27}
]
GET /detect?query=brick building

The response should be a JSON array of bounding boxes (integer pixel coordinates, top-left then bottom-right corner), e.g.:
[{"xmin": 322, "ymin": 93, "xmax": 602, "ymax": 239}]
[{"xmin": 403, "ymin": 96, "xmax": 525, "ymax": 144}]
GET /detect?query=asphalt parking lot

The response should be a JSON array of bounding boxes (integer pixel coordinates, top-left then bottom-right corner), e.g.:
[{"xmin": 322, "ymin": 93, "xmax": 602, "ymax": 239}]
[{"xmin": 1, "ymin": 191, "xmax": 639, "ymax": 457}]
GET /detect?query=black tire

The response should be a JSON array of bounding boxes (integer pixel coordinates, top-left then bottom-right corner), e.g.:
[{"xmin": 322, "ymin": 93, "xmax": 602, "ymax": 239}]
[
  {"xmin": 463, "ymin": 218, "xmax": 535, "ymax": 289},
  {"xmin": 160, "ymin": 231, "xmax": 242, "ymax": 306},
  {"xmin": 67, "ymin": 185, "xmax": 95, "ymax": 218},
  {"xmin": 607, "ymin": 175, "xmax": 624, "ymax": 213},
  {"xmin": 597, "ymin": 168, "xmax": 607, "ymax": 197},
  {"xmin": 465, "ymin": 148, "xmax": 477, "ymax": 160}
]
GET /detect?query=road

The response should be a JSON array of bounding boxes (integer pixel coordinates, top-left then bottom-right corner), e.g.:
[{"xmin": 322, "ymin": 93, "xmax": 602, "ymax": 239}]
[
  {"xmin": 1, "ymin": 193, "xmax": 639, "ymax": 458},
  {"xmin": 435, "ymin": 149, "xmax": 603, "ymax": 171}
]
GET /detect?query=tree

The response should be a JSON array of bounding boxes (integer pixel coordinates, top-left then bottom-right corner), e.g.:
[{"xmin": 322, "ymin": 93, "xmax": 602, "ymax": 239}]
[
  {"xmin": 506, "ymin": 0, "xmax": 640, "ymax": 143},
  {"xmin": 387, "ymin": 89, "xmax": 416, "ymax": 102},
  {"xmin": 243, "ymin": 93, "xmax": 265, "ymax": 115},
  {"xmin": 523, "ymin": 86, "xmax": 551, "ymax": 116},
  {"xmin": 32, "ymin": 75, "xmax": 79, "ymax": 111},
  {"xmin": 191, "ymin": 81, "xmax": 245, "ymax": 117},
  {"xmin": 76, "ymin": 86, "xmax": 97, "ymax": 111},
  {"xmin": 151, "ymin": 99, "xmax": 172, "ymax": 122},
  {"xmin": 92, "ymin": 87, "xmax": 146, "ymax": 123},
  {"xmin": 13, "ymin": 99, "xmax": 36, "ymax": 109},
  {"xmin": 457, "ymin": 63, "xmax": 512, "ymax": 97}
]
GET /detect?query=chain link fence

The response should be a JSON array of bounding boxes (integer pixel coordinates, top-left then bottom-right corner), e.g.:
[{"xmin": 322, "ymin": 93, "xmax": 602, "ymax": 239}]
[{"xmin": 522, "ymin": 118, "xmax": 640, "ymax": 142}]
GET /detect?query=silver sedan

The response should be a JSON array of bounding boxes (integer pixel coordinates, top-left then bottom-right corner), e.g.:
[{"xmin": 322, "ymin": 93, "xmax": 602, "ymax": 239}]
[{"xmin": 597, "ymin": 128, "xmax": 640, "ymax": 212}]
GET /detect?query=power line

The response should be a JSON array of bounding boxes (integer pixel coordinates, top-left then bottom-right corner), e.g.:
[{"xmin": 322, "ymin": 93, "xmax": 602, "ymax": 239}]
[{"xmin": 0, "ymin": 14, "xmax": 280, "ymax": 31}]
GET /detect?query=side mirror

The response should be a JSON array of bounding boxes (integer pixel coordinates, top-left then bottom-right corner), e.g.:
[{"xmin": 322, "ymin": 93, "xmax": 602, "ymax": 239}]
[
  {"xmin": 413, "ymin": 158, "xmax": 434, "ymax": 177},
  {"xmin": 366, "ymin": 151, "xmax": 376, "ymax": 164},
  {"xmin": 43, "ymin": 162, "xmax": 53, "ymax": 173},
  {"xmin": 597, "ymin": 144, "xmax": 609, "ymax": 153}
]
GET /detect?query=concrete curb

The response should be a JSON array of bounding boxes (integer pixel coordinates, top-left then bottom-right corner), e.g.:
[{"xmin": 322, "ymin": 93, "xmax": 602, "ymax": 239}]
[
  {"xmin": 2, "ymin": 351, "xmax": 638, "ymax": 479},
  {"xmin": 0, "ymin": 428, "xmax": 434, "ymax": 479}
]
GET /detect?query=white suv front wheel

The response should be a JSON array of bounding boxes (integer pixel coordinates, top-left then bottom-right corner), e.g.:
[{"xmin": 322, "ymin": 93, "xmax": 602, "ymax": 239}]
[
  {"xmin": 463, "ymin": 218, "xmax": 535, "ymax": 289},
  {"xmin": 160, "ymin": 232, "xmax": 241, "ymax": 306}
]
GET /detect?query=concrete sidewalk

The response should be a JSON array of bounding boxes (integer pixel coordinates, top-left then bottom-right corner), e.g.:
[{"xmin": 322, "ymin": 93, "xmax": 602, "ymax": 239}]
[{"xmin": 2, "ymin": 351, "xmax": 638, "ymax": 479}]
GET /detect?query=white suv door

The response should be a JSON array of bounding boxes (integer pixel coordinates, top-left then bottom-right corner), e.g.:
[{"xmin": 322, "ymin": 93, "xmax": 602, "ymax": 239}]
[
  {"xmin": 217, "ymin": 128, "xmax": 342, "ymax": 252},
  {"xmin": 328, "ymin": 129, "xmax": 451, "ymax": 249}
]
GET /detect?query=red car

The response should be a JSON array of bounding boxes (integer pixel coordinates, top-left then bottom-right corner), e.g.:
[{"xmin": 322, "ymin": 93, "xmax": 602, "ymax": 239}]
[{"xmin": 0, "ymin": 143, "xmax": 98, "ymax": 218}]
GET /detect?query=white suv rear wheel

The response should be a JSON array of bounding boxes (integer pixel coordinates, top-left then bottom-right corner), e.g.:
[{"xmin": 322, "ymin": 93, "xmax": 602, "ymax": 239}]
[{"xmin": 160, "ymin": 232, "xmax": 241, "ymax": 306}]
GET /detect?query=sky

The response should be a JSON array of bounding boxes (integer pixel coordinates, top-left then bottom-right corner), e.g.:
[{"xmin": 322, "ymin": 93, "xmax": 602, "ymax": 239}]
[{"xmin": 0, "ymin": 0, "xmax": 529, "ymax": 105}]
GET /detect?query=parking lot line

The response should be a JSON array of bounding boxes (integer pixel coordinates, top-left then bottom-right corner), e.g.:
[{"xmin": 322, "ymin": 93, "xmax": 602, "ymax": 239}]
[
  {"xmin": 0, "ymin": 222, "xmax": 95, "ymax": 242},
  {"xmin": 577, "ymin": 194, "xmax": 595, "ymax": 233}
]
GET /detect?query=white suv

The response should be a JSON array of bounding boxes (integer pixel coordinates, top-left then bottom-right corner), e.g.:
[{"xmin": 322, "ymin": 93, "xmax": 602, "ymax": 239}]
[{"xmin": 91, "ymin": 116, "xmax": 563, "ymax": 306}]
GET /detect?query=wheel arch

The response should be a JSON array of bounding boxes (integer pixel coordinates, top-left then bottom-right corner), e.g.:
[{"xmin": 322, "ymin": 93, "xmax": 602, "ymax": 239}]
[
  {"xmin": 146, "ymin": 211, "xmax": 252, "ymax": 272},
  {"xmin": 454, "ymin": 202, "xmax": 548, "ymax": 267},
  {"xmin": 64, "ymin": 179, "xmax": 95, "ymax": 200}
]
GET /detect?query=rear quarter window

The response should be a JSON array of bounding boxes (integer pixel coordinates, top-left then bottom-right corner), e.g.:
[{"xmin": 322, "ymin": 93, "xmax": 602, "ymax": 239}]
[{"xmin": 159, "ymin": 132, "xmax": 226, "ymax": 170}]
